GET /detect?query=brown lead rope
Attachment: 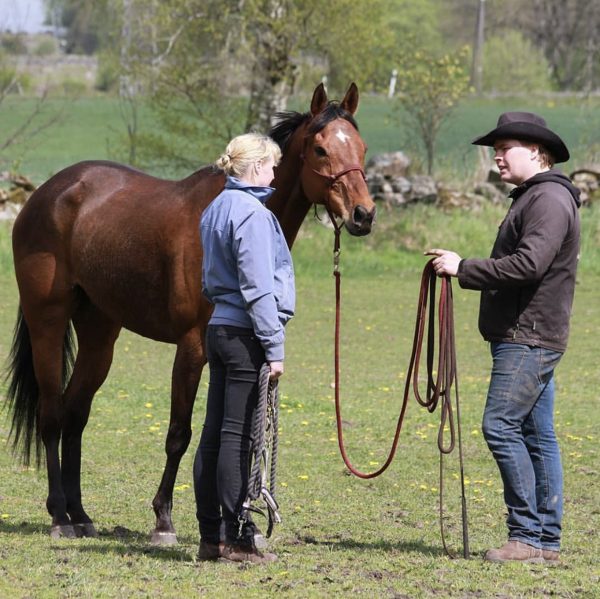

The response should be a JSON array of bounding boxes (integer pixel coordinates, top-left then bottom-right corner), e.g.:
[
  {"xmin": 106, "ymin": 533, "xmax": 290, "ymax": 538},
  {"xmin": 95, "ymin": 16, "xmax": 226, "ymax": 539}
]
[{"xmin": 327, "ymin": 212, "xmax": 469, "ymax": 558}]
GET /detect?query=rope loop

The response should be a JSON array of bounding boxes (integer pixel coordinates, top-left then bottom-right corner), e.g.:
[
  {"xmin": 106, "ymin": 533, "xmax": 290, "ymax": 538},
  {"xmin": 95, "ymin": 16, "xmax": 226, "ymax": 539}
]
[{"xmin": 330, "ymin": 227, "xmax": 470, "ymax": 557}]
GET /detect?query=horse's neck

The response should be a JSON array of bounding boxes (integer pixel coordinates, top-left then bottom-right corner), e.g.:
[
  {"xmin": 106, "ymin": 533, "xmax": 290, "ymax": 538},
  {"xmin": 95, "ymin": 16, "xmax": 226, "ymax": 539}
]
[{"xmin": 267, "ymin": 132, "xmax": 311, "ymax": 249}]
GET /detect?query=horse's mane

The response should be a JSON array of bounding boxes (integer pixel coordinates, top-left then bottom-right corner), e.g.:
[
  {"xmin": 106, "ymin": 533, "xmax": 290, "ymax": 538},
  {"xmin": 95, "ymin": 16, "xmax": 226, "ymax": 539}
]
[{"xmin": 270, "ymin": 101, "xmax": 359, "ymax": 151}]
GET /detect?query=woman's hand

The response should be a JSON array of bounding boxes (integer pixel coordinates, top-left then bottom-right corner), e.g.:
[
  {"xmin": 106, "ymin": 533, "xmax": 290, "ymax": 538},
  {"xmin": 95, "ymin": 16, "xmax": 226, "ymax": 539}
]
[
  {"xmin": 269, "ymin": 361, "xmax": 284, "ymax": 380},
  {"xmin": 425, "ymin": 248, "xmax": 462, "ymax": 277}
]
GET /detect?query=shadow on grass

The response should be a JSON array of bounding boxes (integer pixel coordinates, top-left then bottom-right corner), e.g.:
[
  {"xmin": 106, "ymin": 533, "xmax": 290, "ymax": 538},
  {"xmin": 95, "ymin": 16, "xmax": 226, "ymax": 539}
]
[
  {"xmin": 297, "ymin": 533, "xmax": 447, "ymax": 557},
  {"xmin": 0, "ymin": 521, "xmax": 198, "ymax": 562},
  {"xmin": 1, "ymin": 521, "xmax": 454, "ymax": 560}
]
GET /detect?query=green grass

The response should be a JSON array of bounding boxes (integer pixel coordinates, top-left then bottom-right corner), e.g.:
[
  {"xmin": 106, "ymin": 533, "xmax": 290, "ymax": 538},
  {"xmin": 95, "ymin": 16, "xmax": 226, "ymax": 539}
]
[
  {"xmin": 1, "ymin": 202, "xmax": 599, "ymax": 597},
  {"xmin": 1, "ymin": 93, "xmax": 600, "ymax": 185}
]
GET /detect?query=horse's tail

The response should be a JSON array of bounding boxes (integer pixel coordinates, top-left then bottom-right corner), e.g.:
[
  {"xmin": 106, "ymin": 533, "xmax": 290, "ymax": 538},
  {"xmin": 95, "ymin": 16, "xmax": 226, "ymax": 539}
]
[{"xmin": 3, "ymin": 306, "xmax": 76, "ymax": 467}]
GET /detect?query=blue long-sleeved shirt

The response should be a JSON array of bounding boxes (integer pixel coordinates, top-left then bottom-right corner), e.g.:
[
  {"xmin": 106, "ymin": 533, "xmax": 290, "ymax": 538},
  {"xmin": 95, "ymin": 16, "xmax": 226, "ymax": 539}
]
[{"xmin": 200, "ymin": 176, "xmax": 295, "ymax": 361}]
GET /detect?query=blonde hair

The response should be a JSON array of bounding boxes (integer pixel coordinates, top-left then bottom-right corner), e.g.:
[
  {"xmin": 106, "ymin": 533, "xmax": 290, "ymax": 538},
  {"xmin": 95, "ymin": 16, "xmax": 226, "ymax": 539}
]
[{"xmin": 216, "ymin": 133, "xmax": 282, "ymax": 178}]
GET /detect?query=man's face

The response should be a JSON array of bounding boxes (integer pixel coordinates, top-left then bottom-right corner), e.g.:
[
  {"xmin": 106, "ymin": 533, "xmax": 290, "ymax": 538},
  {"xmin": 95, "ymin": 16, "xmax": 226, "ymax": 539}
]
[{"xmin": 493, "ymin": 139, "xmax": 542, "ymax": 186}]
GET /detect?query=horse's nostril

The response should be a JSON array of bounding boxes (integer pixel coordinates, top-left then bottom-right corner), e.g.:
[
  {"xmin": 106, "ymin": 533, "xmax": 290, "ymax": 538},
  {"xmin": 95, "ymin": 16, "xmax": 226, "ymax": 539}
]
[{"xmin": 353, "ymin": 205, "xmax": 374, "ymax": 225}]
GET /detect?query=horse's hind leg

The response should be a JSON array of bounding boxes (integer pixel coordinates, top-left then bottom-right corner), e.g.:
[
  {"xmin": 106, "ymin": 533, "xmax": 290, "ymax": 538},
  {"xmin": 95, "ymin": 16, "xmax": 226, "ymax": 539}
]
[
  {"xmin": 61, "ymin": 302, "xmax": 121, "ymax": 537},
  {"xmin": 20, "ymin": 298, "xmax": 76, "ymax": 538}
]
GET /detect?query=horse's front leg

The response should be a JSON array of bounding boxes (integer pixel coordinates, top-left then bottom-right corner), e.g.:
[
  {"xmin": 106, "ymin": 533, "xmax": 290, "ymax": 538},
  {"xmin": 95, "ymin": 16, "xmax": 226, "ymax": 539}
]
[{"xmin": 151, "ymin": 328, "xmax": 205, "ymax": 545}]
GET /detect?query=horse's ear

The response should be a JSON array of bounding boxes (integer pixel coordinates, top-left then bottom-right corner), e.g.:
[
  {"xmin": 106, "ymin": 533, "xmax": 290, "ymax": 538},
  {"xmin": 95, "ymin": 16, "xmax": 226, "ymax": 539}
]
[
  {"xmin": 340, "ymin": 82, "xmax": 359, "ymax": 115},
  {"xmin": 310, "ymin": 83, "xmax": 328, "ymax": 116}
]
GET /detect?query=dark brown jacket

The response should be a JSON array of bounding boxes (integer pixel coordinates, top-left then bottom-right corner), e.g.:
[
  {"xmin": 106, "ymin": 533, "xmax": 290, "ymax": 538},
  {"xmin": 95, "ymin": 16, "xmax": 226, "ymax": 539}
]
[{"xmin": 457, "ymin": 170, "xmax": 581, "ymax": 352}]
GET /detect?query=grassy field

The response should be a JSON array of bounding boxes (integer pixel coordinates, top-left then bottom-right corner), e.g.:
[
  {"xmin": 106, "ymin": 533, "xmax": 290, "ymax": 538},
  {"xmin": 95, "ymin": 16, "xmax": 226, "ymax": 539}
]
[
  {"xmin": 0, "ymin": 198, "xmax": 599, "ymax": 597},
  {"xmin": 1, "ymin": 93, "xmax": 600, "ymax": 184}
]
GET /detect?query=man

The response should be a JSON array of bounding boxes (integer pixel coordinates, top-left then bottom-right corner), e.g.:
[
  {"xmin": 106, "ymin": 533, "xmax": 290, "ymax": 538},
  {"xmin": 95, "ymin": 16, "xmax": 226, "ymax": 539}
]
[{"xmin": 427, "ymin": 112, "xmax": 581, "ymax": 564}]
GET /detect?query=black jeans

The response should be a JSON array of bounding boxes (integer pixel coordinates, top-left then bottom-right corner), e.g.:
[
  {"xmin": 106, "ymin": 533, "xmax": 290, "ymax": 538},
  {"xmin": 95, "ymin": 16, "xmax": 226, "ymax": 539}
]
[{"xmin": 193, "ymin": 325, "xmax": 264, "ymax": 545}]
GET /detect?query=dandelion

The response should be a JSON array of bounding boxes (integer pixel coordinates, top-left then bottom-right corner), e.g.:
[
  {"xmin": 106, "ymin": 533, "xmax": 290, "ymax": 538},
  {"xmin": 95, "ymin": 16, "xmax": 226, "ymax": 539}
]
[
  {"xmin": 174, "ymin": 484, "xmax": 190, "ymax": 492},
  {"xmin": 298, "ymin": 474, "xmax": 309, "ymax": 480},
  {"xmin": 145, "ymin": 402, "xmax": 153, "ymax": 408}
]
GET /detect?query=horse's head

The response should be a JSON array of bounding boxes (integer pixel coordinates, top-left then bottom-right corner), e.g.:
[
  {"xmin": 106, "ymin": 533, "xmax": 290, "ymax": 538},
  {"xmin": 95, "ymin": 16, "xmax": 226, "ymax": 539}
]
[{"xmin": 298, "ymin": 83, "xmax": 376, "ymax": 236}]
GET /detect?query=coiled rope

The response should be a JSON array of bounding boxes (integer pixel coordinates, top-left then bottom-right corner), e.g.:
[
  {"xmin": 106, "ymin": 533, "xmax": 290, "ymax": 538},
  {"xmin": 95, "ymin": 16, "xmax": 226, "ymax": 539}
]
[{"xmin": 244, "ymin": 363, "xmax": 281, "ymax": 538}]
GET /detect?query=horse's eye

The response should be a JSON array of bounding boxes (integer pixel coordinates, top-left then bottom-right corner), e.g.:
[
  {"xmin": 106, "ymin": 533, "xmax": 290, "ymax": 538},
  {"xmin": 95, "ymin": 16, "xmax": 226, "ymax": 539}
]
[{"xmin": 314, "ymin": 146, "xmax": 327, "ymax": 158}]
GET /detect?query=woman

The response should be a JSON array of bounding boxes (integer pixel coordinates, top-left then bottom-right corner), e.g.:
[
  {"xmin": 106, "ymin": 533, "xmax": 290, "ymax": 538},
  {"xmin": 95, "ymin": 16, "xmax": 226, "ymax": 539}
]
[{"xmin": 194, "ymin": 133, "xmax": 295, "ymax": 564}]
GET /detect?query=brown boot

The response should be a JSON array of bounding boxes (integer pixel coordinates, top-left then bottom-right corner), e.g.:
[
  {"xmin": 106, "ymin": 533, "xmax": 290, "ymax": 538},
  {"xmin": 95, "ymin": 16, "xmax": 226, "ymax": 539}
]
[
  {"xmin": 197, "ymin": 541, "xmax": 224, "ymax": 561},
  {"xmin": 542, "ymin": 549, "xmax": 560, "ymax": 564},
  {"xmin": 484, "ymin": 540, "xmax": 544, "ymax": 563},
  {"xmin": 220, "ymin": 543, "xmax": 278, "ymax": 564}
]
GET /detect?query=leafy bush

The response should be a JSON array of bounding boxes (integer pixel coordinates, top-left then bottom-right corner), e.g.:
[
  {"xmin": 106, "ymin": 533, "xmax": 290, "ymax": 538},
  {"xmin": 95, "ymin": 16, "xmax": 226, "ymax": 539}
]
[
  {"xmin": 0, "ymin": 33, "xmax": 28, "ymax": 55},
  {"xmin": 33, "ymin": 37, "xmax": 58, "ymax": 57},
  {"xmin": 483, "ymin": 31, "xmax": 554, "ymax": 94}
]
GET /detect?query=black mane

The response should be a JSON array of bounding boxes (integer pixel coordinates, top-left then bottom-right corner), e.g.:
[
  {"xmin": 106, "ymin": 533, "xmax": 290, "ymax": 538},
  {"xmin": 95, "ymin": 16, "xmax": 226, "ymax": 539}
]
[{"xmin": 269, "ymin": 102, "xmax": 359, "ymax": 152}]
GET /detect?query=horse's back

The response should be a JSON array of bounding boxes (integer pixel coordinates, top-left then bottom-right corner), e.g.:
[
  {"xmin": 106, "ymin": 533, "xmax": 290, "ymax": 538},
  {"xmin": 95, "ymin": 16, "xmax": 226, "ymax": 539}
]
[{"xmin": 13, "ymin": 160, "xmax": 224, "ymax": 341}]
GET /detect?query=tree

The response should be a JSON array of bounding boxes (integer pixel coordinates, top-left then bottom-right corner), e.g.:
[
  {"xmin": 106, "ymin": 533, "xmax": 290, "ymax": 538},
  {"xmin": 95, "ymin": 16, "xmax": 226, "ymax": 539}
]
[
  {"xmin": 482, "ymin": 31, "xmax": 553, "ymax": 94},
  {"xmin": 525, "ymin": 0, "xmax": 600, "ymax": 91},
  {"xmin": 44, "ymin": 0, "xmax": 110, "ymax": 54},
  {"xmin": 94, "ymin": 0, "xmax": 444, "ymax": 171},
  {"xmin": 393, "ymin": 46, "xmax": 471, "ymax": 175}
]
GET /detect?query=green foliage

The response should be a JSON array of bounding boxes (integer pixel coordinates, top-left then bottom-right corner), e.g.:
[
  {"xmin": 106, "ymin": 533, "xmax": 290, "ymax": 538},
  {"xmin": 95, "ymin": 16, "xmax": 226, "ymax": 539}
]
[
  {"xmin": 393, "ymin": 46, "xmax": 472, "ymax": 175},
  {"xmin": 0, "ymin": 33, "xmax": 28, "ymax": 55},
  {"xmin": 46, "ymin": 0, "xmax": 110, "ymax": 54},
  {"xmin": 33, "ymin": 36, "xmax": 58, "ymax": 57},
  {"xmin": 0, "ymin": 65, "xmax": 18, "ymax": 95},
  {"xmin": 482, "ymin": 31, "xmax": 555, "ymax": 94},
  {"xmin": 94, "ymin": 51, "xmax": 120, "ymax": 93}
]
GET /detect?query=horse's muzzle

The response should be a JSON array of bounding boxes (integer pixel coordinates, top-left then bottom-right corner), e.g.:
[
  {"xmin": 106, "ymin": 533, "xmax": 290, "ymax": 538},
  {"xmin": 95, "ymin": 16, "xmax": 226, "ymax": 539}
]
[{"xmin": 347, "ymin": 204, "xmax": 376, "ymax": 236}]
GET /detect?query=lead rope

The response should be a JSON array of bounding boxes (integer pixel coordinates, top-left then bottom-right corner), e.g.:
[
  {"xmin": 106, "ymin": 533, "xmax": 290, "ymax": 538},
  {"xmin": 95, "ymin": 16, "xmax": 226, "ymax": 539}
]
[
  {"xmin": 327, "ymin": 210, "xmax": 469, "ymax": 558},
  {"xmin": 244, "ymin": 363, "xmax": 281, "ymax": 538}
]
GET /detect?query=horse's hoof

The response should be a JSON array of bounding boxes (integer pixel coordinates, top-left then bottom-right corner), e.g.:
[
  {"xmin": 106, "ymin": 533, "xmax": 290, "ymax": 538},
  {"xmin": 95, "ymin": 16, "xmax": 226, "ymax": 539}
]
[
  {"xmin": 50, "ymin": 524, "xmax": 77, "ymax": 539},
  {"xmin": 150, "ymin": 530, "xmax": 178, "ymax": 546},
  {"xmin": 73, "ymin": 523, "xmax": 98, "ymax": 538}
]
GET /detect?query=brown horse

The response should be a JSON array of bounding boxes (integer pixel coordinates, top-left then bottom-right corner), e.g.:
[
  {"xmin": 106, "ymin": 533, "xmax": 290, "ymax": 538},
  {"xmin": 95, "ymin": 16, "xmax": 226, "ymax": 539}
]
[{"xmin": 5, "ymin": 82, "xmax": 375, "ymax": 544}]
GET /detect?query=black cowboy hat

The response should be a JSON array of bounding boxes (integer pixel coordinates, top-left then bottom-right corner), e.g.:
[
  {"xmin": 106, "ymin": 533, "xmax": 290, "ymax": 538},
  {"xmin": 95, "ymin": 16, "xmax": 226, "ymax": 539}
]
[{"xmin": 472, "ymin": 111, "xmax": 570, "ymax": 163}]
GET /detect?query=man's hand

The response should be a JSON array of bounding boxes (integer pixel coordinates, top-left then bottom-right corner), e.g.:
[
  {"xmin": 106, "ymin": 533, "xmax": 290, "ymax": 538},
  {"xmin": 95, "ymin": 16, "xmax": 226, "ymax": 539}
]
[
  {"xmin": 269, "ymin": 361, "xmax": 284, "ymax": 380},
  {"xmin": 425, "ymin": 248, "xmax": 462, "ymax": 277}
]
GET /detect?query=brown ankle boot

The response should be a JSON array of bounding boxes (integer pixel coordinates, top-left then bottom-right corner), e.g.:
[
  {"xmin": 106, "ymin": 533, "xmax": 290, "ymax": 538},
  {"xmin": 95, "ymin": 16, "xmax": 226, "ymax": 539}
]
[
  {"xmin": 484, "ymin": 540, "xmax": 544, "ymax": 563},
  {"xmin": 542, "ymin": 549, "xmax": 560, "ymax": 564},
  {"xmin": 221, "ymin": 543, "xmax": 278, "ymax": 564},
  {"xmin": 197, "ymin": 541, "xmax": 224, "ymax": 561}
]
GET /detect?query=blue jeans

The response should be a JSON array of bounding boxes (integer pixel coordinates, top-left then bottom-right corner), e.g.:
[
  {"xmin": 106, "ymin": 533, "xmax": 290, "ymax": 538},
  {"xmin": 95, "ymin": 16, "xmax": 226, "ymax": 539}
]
[{"xmin": 482, "ymin": 342, "xmax": 563, "ymax": 551}]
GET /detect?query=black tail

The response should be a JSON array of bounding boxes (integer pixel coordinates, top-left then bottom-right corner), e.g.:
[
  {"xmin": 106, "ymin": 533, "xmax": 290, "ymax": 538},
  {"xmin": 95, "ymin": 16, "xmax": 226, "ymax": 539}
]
[{"xmin": 3, "ymin": 306, "xmax": 76, "ymax": 467}]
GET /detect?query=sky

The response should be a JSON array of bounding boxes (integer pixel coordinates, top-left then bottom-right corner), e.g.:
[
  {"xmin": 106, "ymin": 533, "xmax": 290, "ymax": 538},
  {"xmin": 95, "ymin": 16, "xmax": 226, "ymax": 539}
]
[{"xmin": 0, "ymin": 0, "xmax": 45, "ymax": 33}]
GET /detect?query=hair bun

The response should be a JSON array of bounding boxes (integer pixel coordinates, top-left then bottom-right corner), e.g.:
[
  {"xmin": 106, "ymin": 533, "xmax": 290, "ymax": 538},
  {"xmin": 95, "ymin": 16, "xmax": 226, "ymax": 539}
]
[{"xmin": 216, "ymin": 153, "xmax": 232, "ymax": 171}]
